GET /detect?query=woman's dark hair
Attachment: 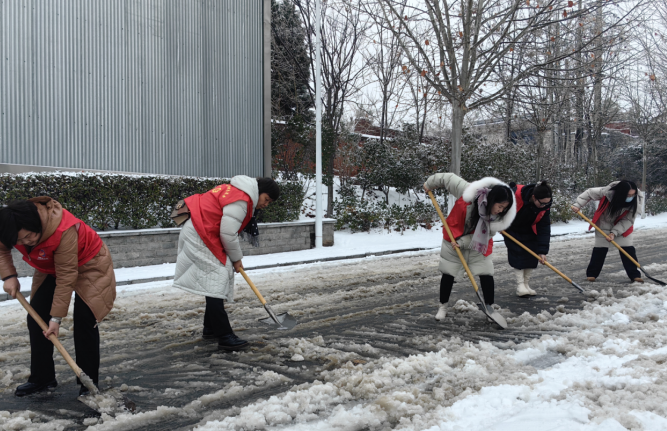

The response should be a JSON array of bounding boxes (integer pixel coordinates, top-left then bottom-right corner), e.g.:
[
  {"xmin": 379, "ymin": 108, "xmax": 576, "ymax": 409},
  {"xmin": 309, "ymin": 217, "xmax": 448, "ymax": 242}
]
[
  {"xmin": 607, "ymin": 180, "xmax": 638, "ymax": 220},
  {"xmin": 471, "ymin": 184, "xmax": 514, "ymax": 225},
  {"xmin": 257, "ymin": 177, "xmax": 280, "ymax": 201},
  {"xmin": 532, "ymin": 181, "xmax": 552, "ymax": 200},
  {"xmin": 0, "ymin": 200, "xmax": 42, "ymax": 249}
]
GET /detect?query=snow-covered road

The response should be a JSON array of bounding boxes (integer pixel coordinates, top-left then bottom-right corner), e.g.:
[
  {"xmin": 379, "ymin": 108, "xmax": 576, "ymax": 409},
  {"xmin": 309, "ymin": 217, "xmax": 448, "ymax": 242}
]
[{"xmin": 2, "ymin": 229, "xmax": 667, "ymax": 430}]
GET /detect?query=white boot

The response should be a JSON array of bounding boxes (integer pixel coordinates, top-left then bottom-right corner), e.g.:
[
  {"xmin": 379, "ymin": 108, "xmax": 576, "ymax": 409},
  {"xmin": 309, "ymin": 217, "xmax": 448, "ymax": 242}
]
[
  {"xmin": 523, "ymin": 268, "xmax": 536, "ymax": 295},
  {"xmin": 515, "ymin": 269, "xmax": 533, "ymax": 297},
  {"xmin": 435, "ymin": 302, "xmax": 448, "ymax": 321}
]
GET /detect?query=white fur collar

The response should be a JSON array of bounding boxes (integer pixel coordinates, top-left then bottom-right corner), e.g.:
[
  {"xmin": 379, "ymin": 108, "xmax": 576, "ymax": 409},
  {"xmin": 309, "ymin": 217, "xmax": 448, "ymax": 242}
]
[{"xmin": 462, "ymin": 177, "xmax": 517, "ymax": 233}]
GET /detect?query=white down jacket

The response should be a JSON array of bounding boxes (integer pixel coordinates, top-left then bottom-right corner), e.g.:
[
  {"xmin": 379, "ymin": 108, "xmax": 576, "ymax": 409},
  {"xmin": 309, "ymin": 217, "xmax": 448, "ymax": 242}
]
[
  {"xmin": 425, "ymin": 173, "xmax": 517, "ymax": 276},
  {"xmin": 172, "ymin": 175, "xmax": 259, "ymax": 301}
]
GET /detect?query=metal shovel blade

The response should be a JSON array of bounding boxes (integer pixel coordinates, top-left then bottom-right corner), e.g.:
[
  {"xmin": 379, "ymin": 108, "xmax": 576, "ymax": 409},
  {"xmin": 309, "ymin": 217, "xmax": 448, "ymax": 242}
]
[
  {"xmin": 258, "ymin": 304, "xmax": 298, "ymax": 330},
  {"xmin": 571, "ymin": 281, "xmax": 585, "ymax": 293},
  {"xmin": 475, "ymin": 289, "xmax": 507, "ymax": 329},
  {"xmin": 78, "ymin": 387, "xmax": 136, "ymax": 414},
  {"xmin": 640, "ymin": 267, "xmax": 667, "ymax": 286}
]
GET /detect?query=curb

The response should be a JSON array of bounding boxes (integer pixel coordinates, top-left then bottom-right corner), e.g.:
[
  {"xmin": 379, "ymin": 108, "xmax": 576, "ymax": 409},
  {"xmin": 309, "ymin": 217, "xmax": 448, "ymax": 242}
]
[{"xmin": 0, "ymin": 247, "xmax": 439, "ymax": 302}]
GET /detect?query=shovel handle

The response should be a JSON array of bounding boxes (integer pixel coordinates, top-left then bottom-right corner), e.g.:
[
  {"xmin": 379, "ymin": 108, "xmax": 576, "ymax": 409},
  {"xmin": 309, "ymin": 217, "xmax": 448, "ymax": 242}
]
[
  {"xmin": 239, "ymin": 268, "xmax": 267, "ymax": 305},
  {"xmin": 501, "ymin": 231, "xmax": 573, "ymax": 283},
  {"xmin": 16, "ymin": 292, "xmax": 83, "ymax": 379},
  {"xmin": 428, "ymin": 191, "xmax": 481, "ymax": 294},
  {"xmin": 573, "ymin": 207, "xmax": 642, "ymax": 268}
]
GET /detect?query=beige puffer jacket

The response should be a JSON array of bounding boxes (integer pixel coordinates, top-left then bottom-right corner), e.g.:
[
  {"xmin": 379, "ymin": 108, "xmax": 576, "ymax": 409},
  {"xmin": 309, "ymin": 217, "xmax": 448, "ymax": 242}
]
[
  {"xmin": 0, "ymin": 197, "xmax": 116, "ymax": 321},
  {"xmin": 573, "ymin": 181, "xmax": 644, "ymax": 247}
]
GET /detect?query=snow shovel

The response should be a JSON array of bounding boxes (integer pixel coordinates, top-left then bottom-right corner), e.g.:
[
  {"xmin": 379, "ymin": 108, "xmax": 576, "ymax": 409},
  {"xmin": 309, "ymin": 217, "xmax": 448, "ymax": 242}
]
[
  {"xmin": 15, "ymin": 292, "xmax": 135, "ymax": 414},
  {"xmin": 500, "ymin": 230, "xmax": 584, "ymax": 294},
  {"xmin": 239, "ymin": 268, "xmax": 297, "ymax": 330},
  {"xmin": 428, "ymin": 191, "xmax": 508, "ymax": 329},
  {"xmin": 573, "ymin": 208, "xmax": 666, "ymax": 286}
]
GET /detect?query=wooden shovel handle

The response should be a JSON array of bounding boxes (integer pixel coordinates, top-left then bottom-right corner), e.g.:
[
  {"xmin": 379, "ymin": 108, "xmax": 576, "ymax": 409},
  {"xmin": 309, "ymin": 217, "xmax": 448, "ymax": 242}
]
[
  {"xmin": 501, "ymin": 230, "xmax": 573, "ymax": 284},
  {"xmin": 572, "ymin": 207, "xmax": 642, "ymax": 268},
  {"xmin": 428, "ymin": 191, "xmax": 481, "ymax": 293},
  {"xmin": 15, "ymin": 292, "xmax": 83, "ymax": 378},
  {"xmin": 239, "ymin": 268, "xmax": 267, "ymax": 305}
]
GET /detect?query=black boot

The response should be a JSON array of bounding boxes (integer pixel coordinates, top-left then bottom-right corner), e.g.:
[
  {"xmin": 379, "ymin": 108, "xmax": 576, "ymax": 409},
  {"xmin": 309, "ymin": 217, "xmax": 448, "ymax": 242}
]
[
  {"xmin": 218, "ymin": 334, "xmax": 249, "ymax": 351},
  {"xmin": 15, "ymin": 379, "xmax": 57, "ymax": 397}
]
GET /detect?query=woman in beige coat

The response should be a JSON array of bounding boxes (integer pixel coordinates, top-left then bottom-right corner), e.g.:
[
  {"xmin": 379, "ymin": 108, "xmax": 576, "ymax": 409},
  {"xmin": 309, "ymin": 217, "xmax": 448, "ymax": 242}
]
[
  {"xmin": 0, "ymin": 197, "xmax": 116, "ymax": 397},
  {"xmin": 424, "ymin": 174, "xmax": 516, "ymax": 321},
  {"xmin": 572, "ymin": 180, "xmax": 645, "ymax": 283}
]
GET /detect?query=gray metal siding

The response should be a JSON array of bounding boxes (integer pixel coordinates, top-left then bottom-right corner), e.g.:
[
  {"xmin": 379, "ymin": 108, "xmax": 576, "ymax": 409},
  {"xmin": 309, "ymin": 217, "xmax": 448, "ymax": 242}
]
[{"xmin": 0, "ymin": 0, "xmax": 264, "ymax": 178}]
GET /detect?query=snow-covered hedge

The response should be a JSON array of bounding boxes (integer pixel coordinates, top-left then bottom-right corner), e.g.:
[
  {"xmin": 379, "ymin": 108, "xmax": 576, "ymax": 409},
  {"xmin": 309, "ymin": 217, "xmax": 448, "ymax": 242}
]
[{"xmin": 0, "ymin": 173, "xmax": 303, "ymax": 230}]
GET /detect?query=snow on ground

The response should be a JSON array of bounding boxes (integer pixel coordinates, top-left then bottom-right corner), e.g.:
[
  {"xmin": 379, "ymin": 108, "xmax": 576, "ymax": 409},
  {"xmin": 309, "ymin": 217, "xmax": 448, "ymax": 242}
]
[
  {"xmin": 189, "ymin": 280, "xmax": 667, "ymax": 430},
  {"xmin": 2, "ymin": 217, "xmax": 667, "ymax": 430}
]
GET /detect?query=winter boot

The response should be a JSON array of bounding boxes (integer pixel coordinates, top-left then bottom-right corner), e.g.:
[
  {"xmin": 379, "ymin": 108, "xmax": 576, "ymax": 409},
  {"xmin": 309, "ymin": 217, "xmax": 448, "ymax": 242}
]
[
  {"xmin": 515, "ymin": 269, "xmax": 533, "ymax": 297},
  {"xmin": 587, "ymin": 277, "xmax": 596, "ymax": 282},
  {"xmin": 218, "ymin": 334, "xmax": 249, "ymax": 351},
  {"xmin": 523, "ymin": 269, "xmax": 537, "ymax": 295},
  {"xmin": 633, "ymin": 278, "xmax": 644, "ymax": 283},
  {"xmin": 435, "ymin": 302, "xmax": 448, "ymax": 321}
]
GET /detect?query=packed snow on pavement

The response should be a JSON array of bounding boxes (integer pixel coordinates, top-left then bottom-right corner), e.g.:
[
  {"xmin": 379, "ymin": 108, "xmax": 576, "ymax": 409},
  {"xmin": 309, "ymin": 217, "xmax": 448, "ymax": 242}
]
[{"xmin": 1, "ymin": 223, "xmax": 667, "ymax": 430}]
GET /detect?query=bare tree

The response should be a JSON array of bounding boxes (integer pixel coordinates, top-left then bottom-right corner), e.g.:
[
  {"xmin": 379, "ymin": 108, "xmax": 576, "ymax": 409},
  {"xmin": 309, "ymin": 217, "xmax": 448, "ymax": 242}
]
[
  {"xmin": 374, "ymin": 0, "xmax": 640, "ymax": 177},
  {"xmin": 294, "ymin": 0, "xmax": 369, "ymax": 216}
]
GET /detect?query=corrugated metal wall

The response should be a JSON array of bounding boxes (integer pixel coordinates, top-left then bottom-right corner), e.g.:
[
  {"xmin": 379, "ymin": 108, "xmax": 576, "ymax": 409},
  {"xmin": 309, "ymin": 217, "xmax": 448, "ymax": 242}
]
[{"xmin": 0, "ymin": 0, "xmax": 265, "ymax": 178}]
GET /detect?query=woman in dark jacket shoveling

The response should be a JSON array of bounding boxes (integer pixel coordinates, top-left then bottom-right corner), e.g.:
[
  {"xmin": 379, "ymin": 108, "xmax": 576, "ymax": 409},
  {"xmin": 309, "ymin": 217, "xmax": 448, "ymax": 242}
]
[{"xmin": 505, "ymin": 181, "xmax": 552, "ymax": 297}]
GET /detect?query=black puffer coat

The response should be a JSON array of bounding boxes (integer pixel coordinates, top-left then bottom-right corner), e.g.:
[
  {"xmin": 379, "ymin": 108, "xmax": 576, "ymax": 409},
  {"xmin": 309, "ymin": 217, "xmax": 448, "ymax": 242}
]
[{"xmin": 505, "ymin": 183, "xmax": 551, "ymax": 269}]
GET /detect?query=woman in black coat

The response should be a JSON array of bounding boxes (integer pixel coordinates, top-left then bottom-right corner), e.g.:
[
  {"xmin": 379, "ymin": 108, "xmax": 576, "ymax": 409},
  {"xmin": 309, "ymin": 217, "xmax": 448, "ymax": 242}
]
[{"xmin": 505, "ymin": 181, "xmax": 552, "ymax": 297}]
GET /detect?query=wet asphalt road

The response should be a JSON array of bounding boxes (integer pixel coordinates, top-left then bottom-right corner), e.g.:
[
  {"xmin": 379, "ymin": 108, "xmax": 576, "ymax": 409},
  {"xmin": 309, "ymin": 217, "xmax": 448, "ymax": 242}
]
[{"xmin": 1, "ymin": 228, "xmax": 665, "ymax": 430}]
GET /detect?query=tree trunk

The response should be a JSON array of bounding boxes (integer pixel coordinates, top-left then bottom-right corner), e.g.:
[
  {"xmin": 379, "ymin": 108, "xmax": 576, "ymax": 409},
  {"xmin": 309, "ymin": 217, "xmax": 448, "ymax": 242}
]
[
  {"xmin": 450, "ymin": 103, "xmax": 465, "ymax": 175},
  {"xmin": 327, "ymin": 151, "xmax": 334, "ymax": 217},
  {"xmin": 591, "ymin": 0, "xmax": 603, "ymax": 187},
  {"xmin": 536, "ymin": 130, "xmax": 545, "ymax": 182}
]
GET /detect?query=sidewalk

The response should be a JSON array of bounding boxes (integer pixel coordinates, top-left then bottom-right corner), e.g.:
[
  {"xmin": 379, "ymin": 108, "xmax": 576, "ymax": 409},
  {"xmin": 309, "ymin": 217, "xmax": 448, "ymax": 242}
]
[{"xmin": 3, "ymin": 212, "xmax": 667, "ymax": 302}]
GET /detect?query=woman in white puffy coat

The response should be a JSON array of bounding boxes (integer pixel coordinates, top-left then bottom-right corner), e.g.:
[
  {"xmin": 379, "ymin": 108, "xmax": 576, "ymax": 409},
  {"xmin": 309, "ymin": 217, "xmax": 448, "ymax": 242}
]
[
  {"xmin": 424, "ymin": 173, "xmax": 516, "ymax": 322},
  {"xmin": 173, "ymin": 176, "xmax": 279, "ymax": 350},
  {"xmin": 571, "ymin": 180, "xmax": 645, "ymax": 283}
]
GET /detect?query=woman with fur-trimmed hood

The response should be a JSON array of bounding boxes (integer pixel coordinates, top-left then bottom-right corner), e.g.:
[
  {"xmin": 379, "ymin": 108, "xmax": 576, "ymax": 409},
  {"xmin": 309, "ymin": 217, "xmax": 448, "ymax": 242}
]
[
  {"xmin": 571, "ymin": 180, "xmax": 645, "ymax": 283},
  {"xmin": 424, "ymin": 174, "xmax": 516, "ymax": 322},
  {"xmin": 173, "ymin": 176, "xmax": 279, "ymax": 351}
]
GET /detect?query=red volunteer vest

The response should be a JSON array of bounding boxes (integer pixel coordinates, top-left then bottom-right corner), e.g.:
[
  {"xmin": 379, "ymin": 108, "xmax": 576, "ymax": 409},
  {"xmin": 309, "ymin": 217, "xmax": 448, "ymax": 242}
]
[
  {"xmin": 443, "ymin": 197, "xmax": 493, "ymax": 257},
  {"xmin": 15, "ymin": 209, "xmax": 103, "ymax": 275},
  {"xmin": 185, "ymin": 184, "xmax": 254, "ymax": 266},
  {"xmin": 590, "ymin": 197, "xmax": 633, "ymax": 237},
  {"xmin": 514, "ymin": 184, "xmax": 547, "ymax": 235}
]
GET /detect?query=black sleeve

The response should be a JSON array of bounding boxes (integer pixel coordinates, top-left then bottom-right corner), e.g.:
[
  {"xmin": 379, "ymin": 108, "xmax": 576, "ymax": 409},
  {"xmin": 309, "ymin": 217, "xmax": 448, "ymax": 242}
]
[{"xmin": 535, "ymin": 210, "xmax": 551, "ymax": 255}]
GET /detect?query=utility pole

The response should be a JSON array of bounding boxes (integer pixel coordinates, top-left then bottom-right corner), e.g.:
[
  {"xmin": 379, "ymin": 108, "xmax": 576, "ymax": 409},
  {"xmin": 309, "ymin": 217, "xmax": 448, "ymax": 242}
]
[{"xmin": 315, "ymin": 0, "xmax": 323, "ymax": 247}]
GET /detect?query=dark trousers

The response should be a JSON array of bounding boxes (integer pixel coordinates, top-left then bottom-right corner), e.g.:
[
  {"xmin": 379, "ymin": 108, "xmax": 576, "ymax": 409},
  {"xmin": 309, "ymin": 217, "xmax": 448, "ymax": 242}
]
[
  {"xmin": 586, "ymin": 246, "xmax": 641, "ymax": 280},
  {"xmin": 440, "ymin": 274, "xmax": 495, "ymax": 305},
  {"xmin": 27, "ymin": 275, "xmax": 100, "ymax": 385},
  {"xmin": 203, "ymin": 296, "xmax": 234, "ymax": 336}
]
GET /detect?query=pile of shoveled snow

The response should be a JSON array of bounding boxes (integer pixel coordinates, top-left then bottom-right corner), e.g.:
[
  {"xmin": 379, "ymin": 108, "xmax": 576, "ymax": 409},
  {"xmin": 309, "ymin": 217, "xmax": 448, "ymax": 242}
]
[{"xmin": 194, "ymin": 283, "xmax": 667, "ymax": 430}]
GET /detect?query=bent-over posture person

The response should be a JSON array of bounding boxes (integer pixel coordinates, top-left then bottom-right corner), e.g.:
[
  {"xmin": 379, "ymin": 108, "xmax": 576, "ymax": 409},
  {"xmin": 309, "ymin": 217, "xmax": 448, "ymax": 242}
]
[
  {"xmin": 173, "ymin": 176, "xmax": 279, "ymax": 351},
  {"xmin": 0, "ymin": 197, "xmax": 116, "ymax": 397},
  {"xmin": 572, "ymin": 180, "xmax": 645, "ymax": 283},
  {"xmin": 424, "ymin": 174, "xmax": 516, "ymax": 322},
  {"xmin": 505, "ymin": 181, "xmax": 552, "ymax": 297}
]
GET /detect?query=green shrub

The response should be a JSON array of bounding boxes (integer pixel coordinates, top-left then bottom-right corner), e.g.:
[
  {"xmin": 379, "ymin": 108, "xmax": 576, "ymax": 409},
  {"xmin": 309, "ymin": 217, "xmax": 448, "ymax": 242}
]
[
  {"xmin": 256, "ymin": 181, "xmax": 305, "ymax": 223},
  {"xmin": 0, "ymin": 173, "xmax": 303, "ymax": 230},
  {"xmin": 333, "ymin": 185, "xmax": 444, "ymax": 233},
  {"xmin": 645, "ymin": 195, "xmax": 667, "ymax": 216}
]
